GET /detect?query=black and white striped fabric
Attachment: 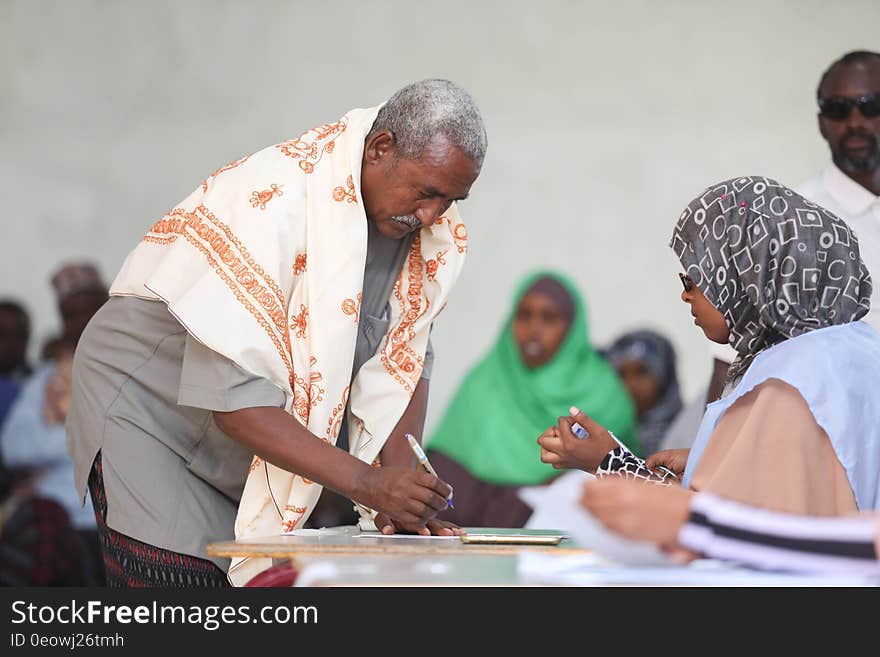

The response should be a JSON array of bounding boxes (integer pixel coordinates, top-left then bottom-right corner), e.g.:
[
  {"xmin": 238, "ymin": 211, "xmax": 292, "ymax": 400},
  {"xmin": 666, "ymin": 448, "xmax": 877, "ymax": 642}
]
[{"xmin": 680, "ymin": 493, "xmax": 879, "ymax": 576}]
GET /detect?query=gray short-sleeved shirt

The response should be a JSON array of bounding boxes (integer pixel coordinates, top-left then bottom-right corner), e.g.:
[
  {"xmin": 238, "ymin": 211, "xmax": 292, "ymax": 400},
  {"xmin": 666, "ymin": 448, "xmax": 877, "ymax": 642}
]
[{"xmin": 67, "ymin": 221, "xmax": 433, "ymax": 570}]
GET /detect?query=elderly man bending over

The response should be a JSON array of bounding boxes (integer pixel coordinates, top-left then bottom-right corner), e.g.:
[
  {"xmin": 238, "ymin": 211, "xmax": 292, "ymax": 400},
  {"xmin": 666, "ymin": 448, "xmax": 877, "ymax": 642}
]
[{"xmin": 67, "ymin": 79, "xmax": 486, "ymax": 586}]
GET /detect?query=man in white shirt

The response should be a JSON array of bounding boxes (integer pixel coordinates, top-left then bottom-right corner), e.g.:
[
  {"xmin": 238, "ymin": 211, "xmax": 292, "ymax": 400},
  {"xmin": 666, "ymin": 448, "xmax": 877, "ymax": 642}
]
[
  {"xmin": 660, "ymin": 53, "xmax": 880, "ymax": 454},
  {"xmin": 797, "ymin": 50, "xmax": 880, "ymax": 332}
]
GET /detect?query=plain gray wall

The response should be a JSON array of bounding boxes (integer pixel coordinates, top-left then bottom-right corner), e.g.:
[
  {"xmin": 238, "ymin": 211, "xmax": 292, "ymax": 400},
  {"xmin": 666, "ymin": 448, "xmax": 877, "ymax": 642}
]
[{"xmin": 2, "ymin": 0, "xmax": 879, "ymax": 432}]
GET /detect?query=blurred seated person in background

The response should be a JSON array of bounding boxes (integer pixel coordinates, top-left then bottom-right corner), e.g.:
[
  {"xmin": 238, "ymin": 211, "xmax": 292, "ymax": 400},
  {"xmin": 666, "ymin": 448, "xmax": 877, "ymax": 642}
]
[
  {"xmin": 539, "ymin": 177, "xmax": 880, "ymax": 516},
  {"xmin": 40, "ymin": 263, "xmax": 110, "ymax": 364},
  {"xmin": 581, "ymin": 478, "xmax": 880, "ymax": 577},
  {"xmin": 0, "ymin": 464, "xmax": 90, "ymax": 586},
  {"xmin": 1, "ymin": 263, "xmax": 108, "ymax": 584},
  {"xmin": 0, "ymin": 300, "xmax": 32, "ymax": 433},
  {"xmin": 0, "ymin": 300, "xmax": 31, "ymax": 383},
  {"xmin": 426, "ymin": 271, "xmax": 637, "ymax": 527},
  {"xmin": 604, "ymin": 329, "xmax": 682, "ymax": 457}
]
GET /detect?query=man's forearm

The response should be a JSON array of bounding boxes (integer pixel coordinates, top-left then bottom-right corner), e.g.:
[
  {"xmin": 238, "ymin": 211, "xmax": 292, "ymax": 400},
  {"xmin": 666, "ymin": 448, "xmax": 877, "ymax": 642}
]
[
  {"xmin": 213, "ymin": 406, "xmax": 373, "ymax": 504},
  {"xmin": 380, "ymin": 377, "xmax": 430, "ymax": 468}
]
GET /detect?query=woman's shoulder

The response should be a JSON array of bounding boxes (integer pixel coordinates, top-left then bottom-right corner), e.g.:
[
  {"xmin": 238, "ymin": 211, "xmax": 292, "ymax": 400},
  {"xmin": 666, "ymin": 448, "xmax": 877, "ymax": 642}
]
[
  {"xmin": 744, "ymin": 377, "xmax": 809, "ymax": 407},
  {"xmin": 755, "ymin": 322, "xmax": 880, "ymax": 369},
  {"xmin": 730, "ymin": 322, "xmax": 880, "ymax": 415}
]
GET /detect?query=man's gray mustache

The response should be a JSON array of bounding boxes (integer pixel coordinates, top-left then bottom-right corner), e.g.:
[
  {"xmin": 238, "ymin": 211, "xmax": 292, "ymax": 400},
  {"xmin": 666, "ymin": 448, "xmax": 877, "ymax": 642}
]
[{"xmin": 390, "ymin": 215, "xmax": 420, "ymax": 228}]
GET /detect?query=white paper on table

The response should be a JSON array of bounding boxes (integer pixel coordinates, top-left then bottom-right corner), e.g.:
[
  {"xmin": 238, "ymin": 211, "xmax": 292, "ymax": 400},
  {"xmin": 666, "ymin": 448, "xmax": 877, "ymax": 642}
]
[
  {"xmin": 281, "ymin": 527, "xmax": 352, "ymax": 536},
  {"xmin": 517, "ymin": 474, "xmax": 879, "ymax": 586},
  {"xmin": 352, "ymin": 533, "xmax": 460, "ymax": 540},
  {"xmin": 516, "ymin": 551, "xmax": 876, "ymax": 586},
  {"xmin": 518, "ymin": 470, "xmax": 675, "ymax": 567}
]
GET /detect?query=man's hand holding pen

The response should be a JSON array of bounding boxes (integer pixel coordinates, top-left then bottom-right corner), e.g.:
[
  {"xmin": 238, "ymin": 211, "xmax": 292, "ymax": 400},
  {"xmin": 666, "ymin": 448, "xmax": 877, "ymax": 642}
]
[{"xmin": 368, "ymin": 433, "xmax": 462, "ymax": 536}]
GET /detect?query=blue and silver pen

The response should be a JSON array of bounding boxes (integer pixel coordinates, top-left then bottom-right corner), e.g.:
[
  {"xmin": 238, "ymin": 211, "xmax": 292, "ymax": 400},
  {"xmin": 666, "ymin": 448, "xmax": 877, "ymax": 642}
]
[
  {"xmin": 405, "ymin": 433, "xmax": 455, "ymax": 509},
  {"xmin": 569, "ymin": 405, "xmax": 619, "ymax": 445},
  {"xmin": 567, "ymin": 406, "xmax": 679, "ymax": 481}
]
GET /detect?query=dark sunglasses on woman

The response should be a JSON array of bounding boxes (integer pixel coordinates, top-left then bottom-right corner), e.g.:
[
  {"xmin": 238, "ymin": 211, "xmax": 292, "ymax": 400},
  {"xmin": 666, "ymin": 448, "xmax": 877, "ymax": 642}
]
[
  {"xmin": 818, "ymin": 93, "xmax": 880, "ymax": 121},
  {"xmin": 679, "ymin": 272, "xmax": 694, "ymax": 292}
]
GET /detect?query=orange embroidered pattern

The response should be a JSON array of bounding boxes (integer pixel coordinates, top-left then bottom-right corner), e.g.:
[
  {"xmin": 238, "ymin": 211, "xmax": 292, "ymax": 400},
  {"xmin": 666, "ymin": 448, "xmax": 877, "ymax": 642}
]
[
  {"xmin": 332, "ymin": 175, "xmax": 357, "ymax": 204},
  {"xmin": 380, "ymin": 234, "xmax": 429, "ymax": 393},
  {"xmin": 147, "ymin": 206, "xmax": 288, "ymax": 326},
  {"xmin": 293, "ymin": 253, "xmax": 307, "ymax": 276},
  {"xmin": 425, "ymin": 250, "xmax": 448, "ymax": 282},
  {"xmin": 341, "ymin": 292, "xmax": 362, "ymax": 324},
  {"xmin": 276, "ymin": 117, "xmax": 348, "ymax": 174},
  {"xmin": 143, "ymin": 205, "xmax": 294, "ymax": 389},
  {"xmin": 290, "ymin": 304, "xmax": 308, "ymax": 339},
  {"xmin": 143, "ymin": 208, "xmax": 186, "ymax": 245},
  {"xmin": 435, "ymin": 215, "xmax": 468, "ymax": 254},
  {"xmin": 281, "ymin": 504, "xmax": 308, "ymax": 532},
  {"xmin": 452, "ymin": 222, "xmax": 468, "ymax": 253},
  {"xmin": 250, "ymin": 183, "xmax": 284, "ymax": 210},
  {"xmin": 201, "ymin": 154, "xmax": 251, "ymax": 192},
  {"xmin": 326, "ymin": 386, "xmax": 350, "ymax": 442},
  {"xmin": 248, "ymin": 456, "xmax": 263, "ymax": 474},
  {"xmin": 292, "ymin": 356, "xmax": 324, "ymax": 424},
  {"xmin": 437, "ymin": 214, "xmax": 468, "ymax": 254}
]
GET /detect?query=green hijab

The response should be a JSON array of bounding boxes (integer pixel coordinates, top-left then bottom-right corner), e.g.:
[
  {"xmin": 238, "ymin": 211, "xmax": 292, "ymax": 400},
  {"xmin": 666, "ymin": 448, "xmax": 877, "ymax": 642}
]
[{"xmin": 426, "ymin": 271, "xmax": 638, "ymax": 486}]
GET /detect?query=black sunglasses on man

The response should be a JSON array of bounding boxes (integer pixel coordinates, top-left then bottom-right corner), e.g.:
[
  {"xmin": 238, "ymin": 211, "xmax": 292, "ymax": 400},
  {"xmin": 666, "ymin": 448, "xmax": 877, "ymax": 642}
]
[{"xmin": 818, "ymin": 93, "xmax": 880, "ymax": 121}]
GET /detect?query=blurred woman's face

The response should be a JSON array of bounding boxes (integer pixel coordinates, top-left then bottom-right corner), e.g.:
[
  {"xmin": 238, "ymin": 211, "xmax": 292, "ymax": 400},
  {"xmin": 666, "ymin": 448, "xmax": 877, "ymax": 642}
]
[
  {"xmin": 512, "ymin": 291, "xmax": 570, "ymax": 369},
  {"xmin": 616, "ymin": 359, "xmax": 661, "ymax": 416}
]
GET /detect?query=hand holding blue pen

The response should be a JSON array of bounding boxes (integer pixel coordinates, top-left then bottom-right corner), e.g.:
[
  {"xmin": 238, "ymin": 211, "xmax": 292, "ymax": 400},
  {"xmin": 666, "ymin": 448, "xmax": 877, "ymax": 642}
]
[
  {"xmin": 568, "ymin": 406, "xmax": 679, "ymax": 481},
  {"xmin": 405, "ymin": 433, "xmax": 455, "ymax": 509}
]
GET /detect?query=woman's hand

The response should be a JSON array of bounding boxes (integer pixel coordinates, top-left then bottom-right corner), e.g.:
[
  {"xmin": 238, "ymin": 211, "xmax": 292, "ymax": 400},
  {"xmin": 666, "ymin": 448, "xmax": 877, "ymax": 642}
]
[
  {"xmin": 537, "ymin": 407, "xmax": 617, "ymax": 473},
  {"xmin": 645, "ymin": 448, "xmax": 690, "ymax": 478},
  {"xmin": 579, "ymin": 477, "xmax": 693, "ymax": 548}
]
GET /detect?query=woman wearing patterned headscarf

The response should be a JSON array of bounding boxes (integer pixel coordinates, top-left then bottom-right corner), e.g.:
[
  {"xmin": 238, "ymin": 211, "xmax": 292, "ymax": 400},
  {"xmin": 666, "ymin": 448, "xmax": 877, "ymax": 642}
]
[
  {"xmin": 605, "ymin": 330, "xmax": 683, "ymax": 457},
  {"xmin": 425, "ymin": 271, "xmax": 637, "ymax": 527},
  {"xmin": 539, "ymin": 176, "xmax": 880, "ymax": 515}
]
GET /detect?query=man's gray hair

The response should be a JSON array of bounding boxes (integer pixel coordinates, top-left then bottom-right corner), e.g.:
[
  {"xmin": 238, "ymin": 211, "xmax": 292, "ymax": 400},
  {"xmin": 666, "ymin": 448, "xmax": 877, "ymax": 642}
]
[{"xmin": 369, "ymin": 79, "xmax": 487, "ymax": 168}]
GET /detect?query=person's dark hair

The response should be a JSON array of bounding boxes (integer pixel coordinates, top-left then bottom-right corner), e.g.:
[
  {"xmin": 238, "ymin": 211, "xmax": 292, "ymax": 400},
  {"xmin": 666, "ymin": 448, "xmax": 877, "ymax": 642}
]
[
  {"xmin": 0, "ymin": 300, "xmax": 30, "ymax": 337},
  {"xmin": 816, "ymin": 50, "xmax": 880, "ymax": 99},
  {"xmin": 58, "ymin": 287, "xmax": 109, "ymax": 315}
]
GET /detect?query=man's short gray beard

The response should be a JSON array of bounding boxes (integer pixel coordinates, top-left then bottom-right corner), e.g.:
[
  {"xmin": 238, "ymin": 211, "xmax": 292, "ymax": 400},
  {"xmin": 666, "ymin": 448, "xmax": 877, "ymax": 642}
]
[{"xmin": 835, "ymin": 150, "xmax": 880, "ymax": 175}]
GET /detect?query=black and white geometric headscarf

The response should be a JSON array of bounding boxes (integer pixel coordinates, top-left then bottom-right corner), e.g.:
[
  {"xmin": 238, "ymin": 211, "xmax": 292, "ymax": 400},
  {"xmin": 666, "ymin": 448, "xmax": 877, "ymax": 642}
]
[{"xmin": 670, "ymin": 175, "xmax": 872, "ymax": 380}]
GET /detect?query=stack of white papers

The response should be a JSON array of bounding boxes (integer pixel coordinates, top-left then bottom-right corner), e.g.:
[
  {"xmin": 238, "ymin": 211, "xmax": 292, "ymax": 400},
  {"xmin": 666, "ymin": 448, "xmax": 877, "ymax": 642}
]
[
  {"xmin": 518, "ymin": 470, "xmax": 674, "ymax": 566},
  {"xmin": 516, "ymin": 551, "xmax": 875, "ymax": 586}
]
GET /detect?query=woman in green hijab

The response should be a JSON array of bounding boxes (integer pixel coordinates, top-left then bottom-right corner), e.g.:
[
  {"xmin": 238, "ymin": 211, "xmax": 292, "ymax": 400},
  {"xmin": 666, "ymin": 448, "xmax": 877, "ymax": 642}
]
[{"xmin": 425, "ymin": 271, "xmax": 637, "ymax": 527}]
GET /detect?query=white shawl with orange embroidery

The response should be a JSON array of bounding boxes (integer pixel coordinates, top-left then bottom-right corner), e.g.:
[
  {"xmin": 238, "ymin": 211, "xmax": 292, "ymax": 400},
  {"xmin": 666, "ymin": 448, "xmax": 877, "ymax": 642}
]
[{"xmin": 109, "ymin": 106, "xmax": 468, "ymax": 585}]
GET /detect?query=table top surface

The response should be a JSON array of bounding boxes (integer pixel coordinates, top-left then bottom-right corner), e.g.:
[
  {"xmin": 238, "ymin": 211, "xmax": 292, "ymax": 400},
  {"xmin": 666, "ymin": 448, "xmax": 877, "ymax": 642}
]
[
  {"xmin": 208, "ymin": 527, "xmax": 877, "ymax": 587},
  {"xmin": 206, "ymin": 526, "xmax": 585, "ymax": 559},
  {"xmin": 293, "ymin": 553, "xmax": 524, "ymax": 586},
  {"xmin": 288, "ymin": 551, "xmax": 879, "ymax": 587}
]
